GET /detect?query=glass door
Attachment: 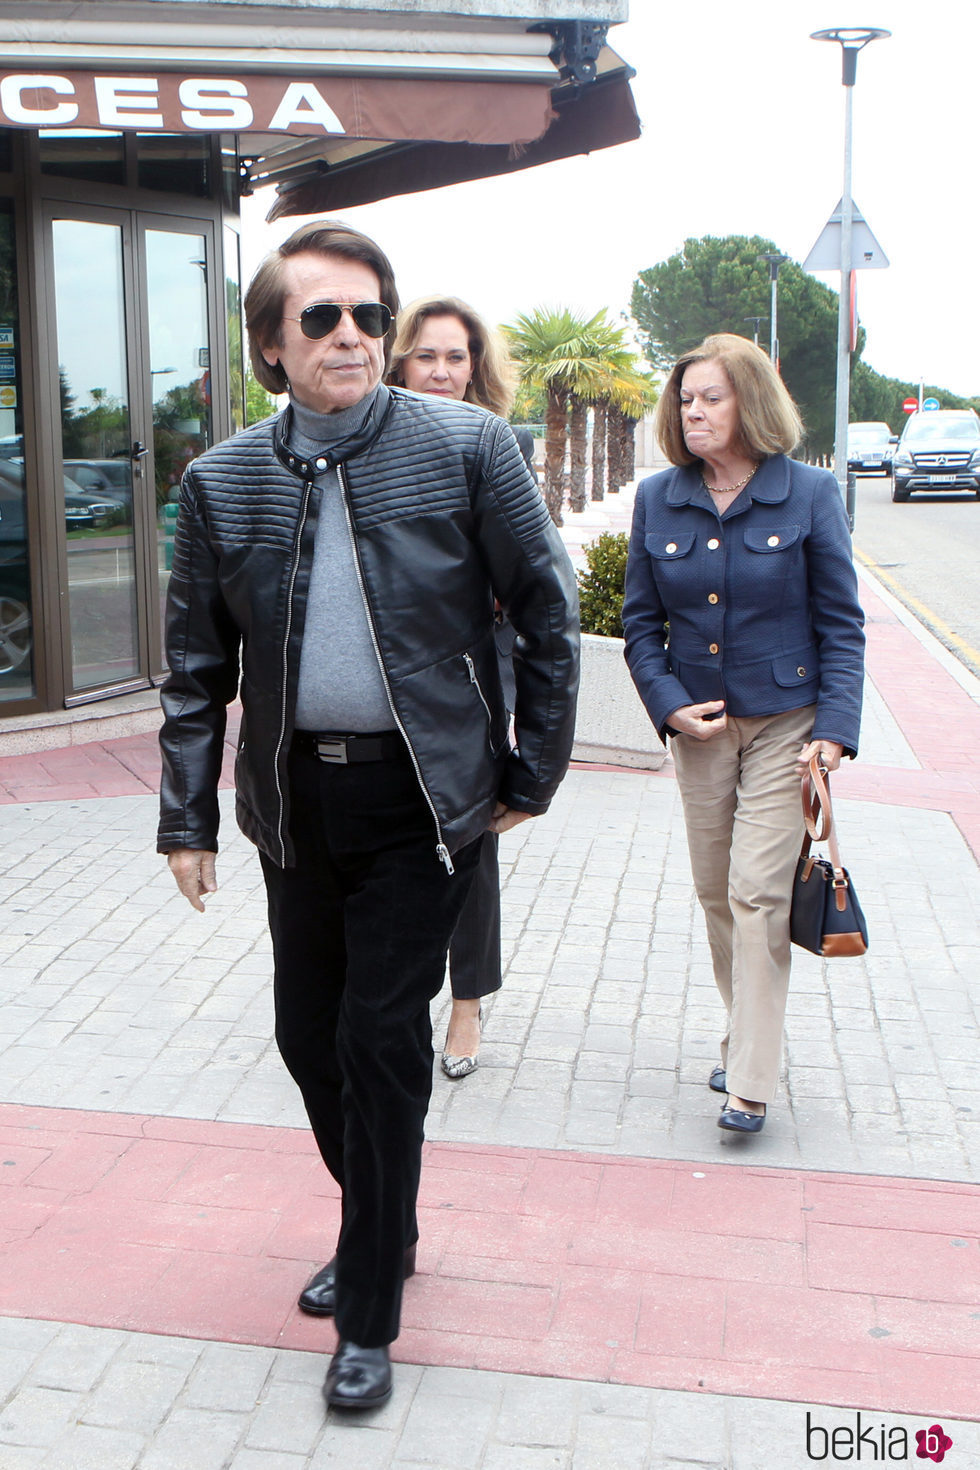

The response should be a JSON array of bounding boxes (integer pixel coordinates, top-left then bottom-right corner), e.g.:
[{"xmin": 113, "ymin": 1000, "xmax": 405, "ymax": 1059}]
[
  {"xmin": 50, "ymin": 216, "xmax": 141, "ymax": 692},
  {"xmin": 46, "ymin": 209, "xmax": 215, "ymax": 699}
]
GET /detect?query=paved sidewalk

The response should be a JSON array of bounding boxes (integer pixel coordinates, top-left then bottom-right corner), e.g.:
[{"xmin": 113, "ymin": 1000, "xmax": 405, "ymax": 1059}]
[{"xmin": 1, "ymin": 485, "xmax": 978, "ymax": 1468}]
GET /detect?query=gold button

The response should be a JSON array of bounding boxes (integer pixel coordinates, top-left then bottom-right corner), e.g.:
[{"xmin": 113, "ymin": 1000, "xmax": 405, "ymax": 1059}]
[
  {"xmin": 708, "ymin": 593, "xmax": 719, "ymax": 604},
  {"xmin": 707, "ymin": 538, "xmax": 720, "ymax": 550},
  {"xmin": 709, "ymin": 643, "xmax": 719, "ymax": 654},
  {"xmin": 767, "ymin": 535, "xmax": 780, "ymax": 547},
  {"xmin": 797, "ymin": 666, "xmax": 807, "ymax": 677},
  {"xmin": 665, "ymin": 542, "xmax": 677, "ymax": 553}
]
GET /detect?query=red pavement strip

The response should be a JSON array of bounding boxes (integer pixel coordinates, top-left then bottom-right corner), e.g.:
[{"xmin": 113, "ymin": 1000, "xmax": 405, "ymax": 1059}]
[{"xmin": 0, "ymin": 1104, "xmax": 976, "ymax": 1421}]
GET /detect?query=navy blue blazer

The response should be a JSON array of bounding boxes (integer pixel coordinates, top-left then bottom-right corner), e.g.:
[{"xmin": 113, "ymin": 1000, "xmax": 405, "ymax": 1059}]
[{"xmin": 622, "ymin": 454, "xmax": 865, "ymax": 755}]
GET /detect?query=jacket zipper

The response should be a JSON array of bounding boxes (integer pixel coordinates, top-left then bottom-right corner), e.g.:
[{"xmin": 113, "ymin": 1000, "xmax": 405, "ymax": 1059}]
[
  {"xmin": 337, "ymin": 464, "xmax": 455, "ymax": 874},
  {"xmin": 462, "ymin": 652, "xmax": 495, "ymax": 747},
  {"xmin": 273, "ymin": 476, "xmax": 314, "ymax": 866}
]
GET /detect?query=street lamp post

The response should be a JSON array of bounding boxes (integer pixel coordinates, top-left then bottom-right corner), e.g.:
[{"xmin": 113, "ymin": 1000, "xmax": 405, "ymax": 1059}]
[
  {"xmin": 759, "ymin": 253, "xmax": 788, "ymax": 367},
  {"xmin": 743, "ymin": 315, "xmax": 765, "ymax": 348},
  {"xmin": 810, "ymin": 27, "xmax": 890, "ymax": 501}
]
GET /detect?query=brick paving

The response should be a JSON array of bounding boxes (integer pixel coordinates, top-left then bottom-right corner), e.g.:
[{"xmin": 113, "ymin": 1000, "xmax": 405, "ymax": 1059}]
[{"xmin": 1, "ymin": 487, "xmax": 978, "ymax": 1467}]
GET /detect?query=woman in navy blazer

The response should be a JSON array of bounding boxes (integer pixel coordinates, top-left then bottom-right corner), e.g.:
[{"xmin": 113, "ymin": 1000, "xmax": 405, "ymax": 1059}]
[{"xmin": 623, "ymin": 334, "xmax": 864, "ymax": 1135}]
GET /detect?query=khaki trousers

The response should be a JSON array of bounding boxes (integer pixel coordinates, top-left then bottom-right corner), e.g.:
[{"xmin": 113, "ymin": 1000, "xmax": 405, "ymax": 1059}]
[{"xmin": 670, "ymin": 704, "xmax": 815, "ymax": 1105}]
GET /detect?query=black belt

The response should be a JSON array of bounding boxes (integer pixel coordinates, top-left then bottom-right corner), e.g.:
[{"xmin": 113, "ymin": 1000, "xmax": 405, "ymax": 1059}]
[{"xmin": 292, "ymin": 730, "xmax": 405, "ymax": 765}]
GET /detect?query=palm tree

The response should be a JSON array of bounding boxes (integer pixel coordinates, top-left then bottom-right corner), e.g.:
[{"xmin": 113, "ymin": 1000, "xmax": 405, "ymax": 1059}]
[
  {"xmin": 506, "ymin": 309, "xmax": 640, "ymax": 524},
  {"xmin": 603, "ymin": 367, "xmax": 659, "ymax": 494},
  {"xmin": 506, "ymin": 308, "xmax": 586, "ymax": 523},
  {"xmin": 590, "ymin": 399, "xmax": 608, "ymax": 502}
]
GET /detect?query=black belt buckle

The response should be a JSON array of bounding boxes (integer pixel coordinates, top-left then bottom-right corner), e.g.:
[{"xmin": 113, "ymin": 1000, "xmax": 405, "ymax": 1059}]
[{"xmin": 314, "ymin": 736, "xmax": 348, "ymax": 764}]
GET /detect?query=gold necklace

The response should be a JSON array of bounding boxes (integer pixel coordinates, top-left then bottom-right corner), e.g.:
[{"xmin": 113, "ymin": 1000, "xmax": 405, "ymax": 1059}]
[{"xmin": 702, "ymin": 467, "xmax": 756, "ymax": 496}]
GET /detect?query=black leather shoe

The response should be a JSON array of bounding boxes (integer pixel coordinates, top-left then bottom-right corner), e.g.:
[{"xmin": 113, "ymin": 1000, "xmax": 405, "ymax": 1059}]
[
  {"xmin": 323, "ymin": 1340, "xmax": 392, "ymax": 1410},
  {"xmin": 709, "ymin": 1065, "xmax": 727, "ymax": 1093},
  {"xmin": 717, "ymin": 1103, "xmax": 766, "ymax": 1134},
  {"xmin": 299, "ymin": 1243, "xmax": 417, "ymax": 1317}
]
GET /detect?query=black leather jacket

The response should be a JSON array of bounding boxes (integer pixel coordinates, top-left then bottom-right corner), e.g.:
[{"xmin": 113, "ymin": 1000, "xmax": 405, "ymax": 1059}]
[{"xmin": 157, "ymin": 386, "xmax": 579, "ymax": 868}]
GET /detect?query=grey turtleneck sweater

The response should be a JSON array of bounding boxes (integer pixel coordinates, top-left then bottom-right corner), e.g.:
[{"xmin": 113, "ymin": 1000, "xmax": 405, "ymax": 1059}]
[{"xmin": 290, "ymin": 389, "xmax": 395, "ymax": 733}]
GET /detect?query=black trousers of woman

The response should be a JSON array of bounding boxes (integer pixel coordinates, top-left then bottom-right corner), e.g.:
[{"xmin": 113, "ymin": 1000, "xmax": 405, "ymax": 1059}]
[
  {"xmin": 447, "ymin": 830, "xmax": 502, "ymax": 1000},
  {"xmin": 260, "ymin": 741, "xmax": 481, "ymax": 1348}
]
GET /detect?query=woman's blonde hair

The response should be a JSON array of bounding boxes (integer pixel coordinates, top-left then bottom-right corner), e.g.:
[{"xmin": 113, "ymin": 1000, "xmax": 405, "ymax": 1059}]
[
  {"xmin": 656, "ymin": 333, "xmax": 804, "ymax": 466},
  {"xmin": 387, "ymin": 296, "xmax": 517, "ymax": 417}
]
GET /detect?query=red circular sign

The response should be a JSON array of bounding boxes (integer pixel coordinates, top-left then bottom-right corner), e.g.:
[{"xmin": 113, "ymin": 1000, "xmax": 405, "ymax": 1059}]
[{"xmin": 902, "ymin": 396, "xmax": 918, "ymax": 413}]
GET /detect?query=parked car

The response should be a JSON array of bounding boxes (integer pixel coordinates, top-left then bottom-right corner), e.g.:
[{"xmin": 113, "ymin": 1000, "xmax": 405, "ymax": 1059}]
[
  {"xmin": 63, "ymin": 458, "xmax": 133, "ymax": 505},
  {"xmin": 62, "ymin": 477, "xmax": 128, "ymax": 529},
  {"xmin": 847, "ymin": 421, "xmax": 895, "ymax": 476},
  {"xmin": 891, "ymin": 411, "xmax": 980, "ymax": 501},
  {"xmin": 0, "ymin": 467, "xmax": 32, "ymax": 675},
  {"xmin": 0, "ymin": 459, "xmax": 126, "ymax": 532}
]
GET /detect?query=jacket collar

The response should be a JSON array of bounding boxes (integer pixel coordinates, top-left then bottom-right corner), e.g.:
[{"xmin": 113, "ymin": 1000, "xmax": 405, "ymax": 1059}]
[
  {"xmin": 665, "ymin": 454, "xmax": 791, "ymax": 510},
  {"xmin": 274, "ymin": 384, "xmax": 393, "ymax": 479}
]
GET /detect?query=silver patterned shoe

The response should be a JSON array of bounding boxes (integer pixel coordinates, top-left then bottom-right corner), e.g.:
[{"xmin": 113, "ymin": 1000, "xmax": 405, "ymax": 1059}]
[{"xmin": 441, "ymin": 1005, "xmax": 482, "ymax": 1079}]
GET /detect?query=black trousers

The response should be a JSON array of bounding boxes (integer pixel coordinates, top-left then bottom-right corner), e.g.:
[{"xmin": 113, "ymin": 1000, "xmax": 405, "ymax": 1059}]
[
  {"xmin": 447, "ymin": 830, "xmax": 502, "ymax": 1001},
  {"xmin": 260, "ymin": 743, "xmax": 481, "ymax": 1347}
]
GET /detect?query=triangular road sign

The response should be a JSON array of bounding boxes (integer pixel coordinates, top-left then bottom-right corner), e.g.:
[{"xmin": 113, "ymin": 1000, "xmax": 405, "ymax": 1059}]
[{"xmin": 803, "ymin": 199, "xmax": 889, "ymax": 271}]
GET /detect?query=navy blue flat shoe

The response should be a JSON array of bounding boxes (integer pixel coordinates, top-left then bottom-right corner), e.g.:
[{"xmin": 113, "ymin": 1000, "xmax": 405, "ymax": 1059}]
[
  {"xmin": 709, "ymin": 1065, "xmax": 727, "ymax": 1093},
  {"xmin": 718, "ymin": 1103, "xmax": 766, "ymax": 1134}
]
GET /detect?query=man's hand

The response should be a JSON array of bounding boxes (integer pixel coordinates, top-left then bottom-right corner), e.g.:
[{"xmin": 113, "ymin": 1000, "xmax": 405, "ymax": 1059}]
[
  {"xmin": 669, "ymin": 701, "xmax": 728, "ymax": 740},
  {"xmin": 167, "ymin": 848, "xmax": 217, "ymax": 912},
  {"xmin": 487, "ymin": 803, "xmax": 533, "ymax": 835}
]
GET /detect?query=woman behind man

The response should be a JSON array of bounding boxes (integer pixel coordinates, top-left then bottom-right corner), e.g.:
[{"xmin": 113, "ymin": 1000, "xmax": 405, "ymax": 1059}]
[
  {"xmin": 388, "ymin": 297, "xmax": 534, "ymax": 1077},
  {"xmin": 623, "ymin": 334, "xmax": 864, "ymax": 1135}
]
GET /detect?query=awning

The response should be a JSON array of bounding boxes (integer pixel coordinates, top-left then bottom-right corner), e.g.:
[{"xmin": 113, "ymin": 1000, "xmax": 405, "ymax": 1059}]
[
  {"xmin": 265, "ymin": 61, "xmax": 640, "ymax": 218},
  {"xmin": 0, "ymin": 6, "xmax": 640, "ymax": 216}
]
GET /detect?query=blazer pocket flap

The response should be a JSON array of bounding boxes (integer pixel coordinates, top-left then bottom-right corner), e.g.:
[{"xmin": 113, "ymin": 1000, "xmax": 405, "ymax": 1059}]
[
  {"xmin": 773, "ymin": 651, "xmax": 819, "ymax": 687},
  {"xmin": 744, "ymin": 525, "xmax": 802, "ymax": 553},
  {"xmin": 645, "ymin": 530, "xmax": 696, "ymax": 559}
]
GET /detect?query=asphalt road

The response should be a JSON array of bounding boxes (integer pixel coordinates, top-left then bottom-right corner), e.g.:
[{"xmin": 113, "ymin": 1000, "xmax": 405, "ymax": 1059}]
[{"xmin": 850, "ymin": 470, "xmax": 980, "ymax": 681}]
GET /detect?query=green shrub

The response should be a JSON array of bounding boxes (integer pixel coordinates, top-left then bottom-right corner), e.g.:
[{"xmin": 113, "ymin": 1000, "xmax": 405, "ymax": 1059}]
[{"xmin": 577, "ymin": 530, "xmax": 629, "ymax": 638}]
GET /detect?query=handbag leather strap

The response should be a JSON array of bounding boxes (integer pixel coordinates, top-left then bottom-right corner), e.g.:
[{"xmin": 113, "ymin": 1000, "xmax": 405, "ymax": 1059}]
[
  {"xmin": 799, "ymin": 756, "xmax": 851, "ymax": 911},
  {"xmin": 801, "ymin": 756, "xmax": 832, "ymax": 844}
]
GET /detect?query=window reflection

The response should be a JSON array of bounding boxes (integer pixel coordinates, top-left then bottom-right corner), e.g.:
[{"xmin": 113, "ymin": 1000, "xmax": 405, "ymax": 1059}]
[
  {"xmin": 40, "ymin": 130, "xmax": 126, "ymax": 186},
  {"xmin": 137, "ymin": 135, "xmax": 210, "ymax": 197},
  {"xmin": 0, "ymin": 203, "xmax": 33, "ymax": 702},
  {"xmin": 145, "ymin": 229, "xmax": 212, "ymax": 661},
  {"xmin": 225, "ymin": 225, "xmax": 245, "ymax": 433},
  {"xmin": 52, "ymin": 218, "xmax": 140, "ymax": 691}
]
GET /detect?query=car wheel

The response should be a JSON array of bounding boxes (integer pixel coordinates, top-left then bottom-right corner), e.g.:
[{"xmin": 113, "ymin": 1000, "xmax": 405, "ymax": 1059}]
[
  {"xmin": 891, "ymin": 480, "xmax": 910, "ymax": 502},
  {"xmin": 0, "ymin": 594, "xmax": 32, "ymax": 673}
]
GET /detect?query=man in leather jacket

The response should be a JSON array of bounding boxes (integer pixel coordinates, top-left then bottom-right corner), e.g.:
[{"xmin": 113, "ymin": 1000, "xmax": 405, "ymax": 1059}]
[{"xmin": 157, "ymin": 221, "xmax": 579, "ymax": 1410}]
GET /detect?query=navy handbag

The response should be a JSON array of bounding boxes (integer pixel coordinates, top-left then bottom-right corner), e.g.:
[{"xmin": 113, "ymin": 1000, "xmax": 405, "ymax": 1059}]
[{"xmin": 790, "ymin": 758, "xmax": 868, "ymax": 958}]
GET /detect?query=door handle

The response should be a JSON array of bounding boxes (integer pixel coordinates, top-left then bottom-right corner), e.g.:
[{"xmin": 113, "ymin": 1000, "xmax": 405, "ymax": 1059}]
[{"xmin": 131, "ymin": 440, "xmax": 148, "ymax": 461}]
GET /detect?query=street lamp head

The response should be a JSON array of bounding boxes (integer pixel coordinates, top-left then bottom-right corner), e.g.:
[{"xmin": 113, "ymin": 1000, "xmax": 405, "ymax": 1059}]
[
  {"xmin": 810, "ymin": 27, "xmax": 890, "ymax": 85},
  {"xmin": 759, "ymin": 251, "xmax": 788, "ymax": 280}
]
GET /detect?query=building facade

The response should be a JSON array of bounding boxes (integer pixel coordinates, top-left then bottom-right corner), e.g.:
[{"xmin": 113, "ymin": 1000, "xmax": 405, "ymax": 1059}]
[{"xmin": 0, "ymin": 1, "xmax": 633, "ymax": 728}]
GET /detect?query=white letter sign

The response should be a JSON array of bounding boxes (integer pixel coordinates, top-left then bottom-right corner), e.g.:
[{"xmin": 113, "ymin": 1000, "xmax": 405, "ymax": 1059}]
[
  {"xmin": 178, "ymin": 78, "xmax": 253, "ymax": 129},
  {"xmin": 94, "ymin": 76, "xmax": 163, "ymax": 128},
  {"xmin": 0, "ymin": 74, "xmax": 78, "ymax": 125},
  {"xmin": 267, "ymin": 82, "xmax": 346, "ymax": 134}
]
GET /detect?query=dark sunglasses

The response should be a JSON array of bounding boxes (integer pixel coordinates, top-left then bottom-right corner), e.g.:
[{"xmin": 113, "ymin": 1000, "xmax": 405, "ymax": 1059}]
[{"xmin": 289, "ymin": 301, "xmax": 392, "ymax": 340}]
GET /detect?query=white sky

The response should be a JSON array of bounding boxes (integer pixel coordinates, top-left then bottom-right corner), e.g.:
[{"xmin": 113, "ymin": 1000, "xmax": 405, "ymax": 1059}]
[{"xmin": 240, "ymin": 0, "xmax": 980, "ymax": 400}]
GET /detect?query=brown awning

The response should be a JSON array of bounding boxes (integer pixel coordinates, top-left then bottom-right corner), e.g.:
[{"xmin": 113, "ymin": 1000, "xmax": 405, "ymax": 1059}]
[
  {"xmin": 267, "ymin": 69, "xmax": 640, "ymax": 219},
  {"xmin": 0, "ymin": 69, "xmax": 554, "ymax": 144}
]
